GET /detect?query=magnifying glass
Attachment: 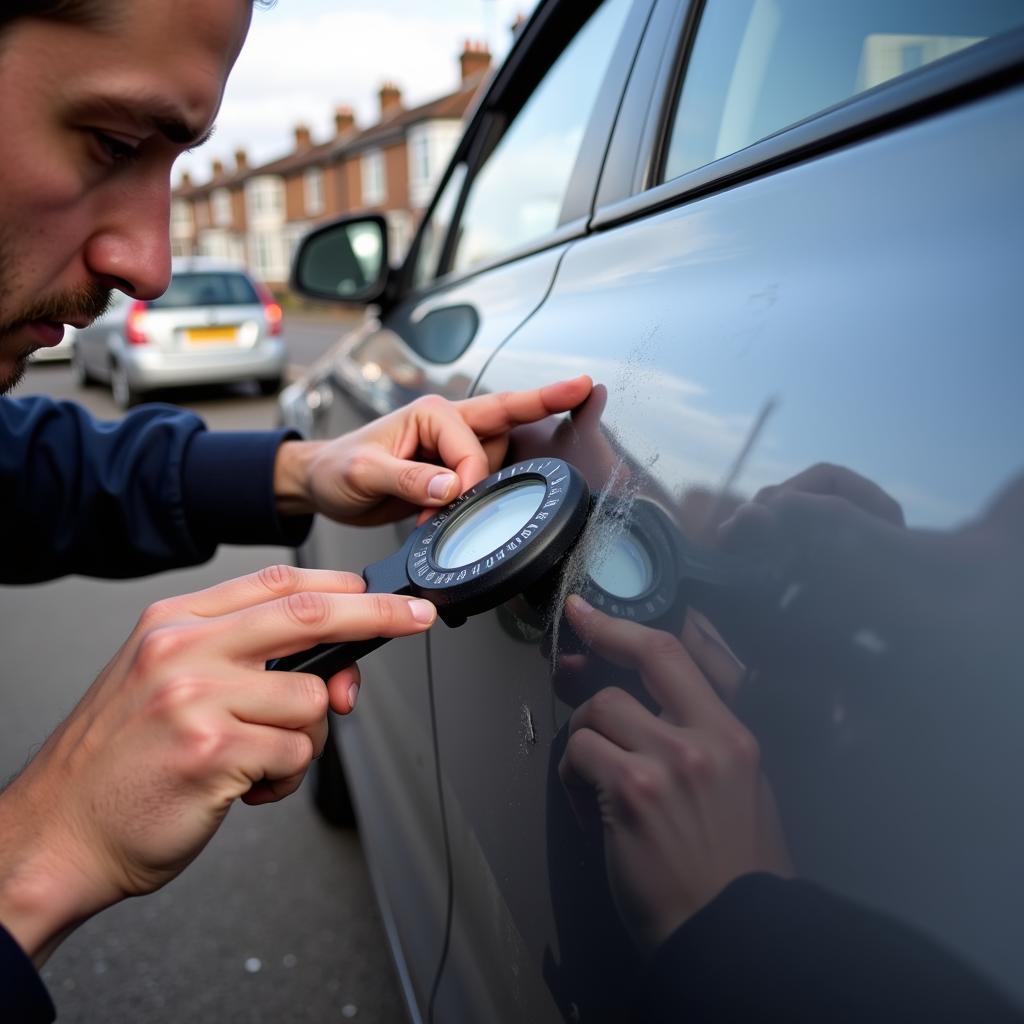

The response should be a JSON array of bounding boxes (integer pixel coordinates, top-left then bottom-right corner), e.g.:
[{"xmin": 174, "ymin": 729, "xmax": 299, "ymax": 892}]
[{"xmin": 271, "ymin": 458, "xmax": 590, "ymax": 679}]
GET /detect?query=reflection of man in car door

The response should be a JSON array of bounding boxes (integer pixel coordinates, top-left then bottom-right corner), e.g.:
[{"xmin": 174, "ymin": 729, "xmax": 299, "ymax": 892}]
[
  {"xmin": 0, "ymin": 4, "xmax": 594, "ymax": 1019},
  {"xmin": 559, "ymin": 463, "xmax": 1024, "ymax": 1020}
]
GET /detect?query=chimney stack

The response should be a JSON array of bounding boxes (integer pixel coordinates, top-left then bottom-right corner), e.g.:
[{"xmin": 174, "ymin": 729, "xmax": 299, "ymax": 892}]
[
  {"xmin": 378, "ymin": 81, "xmax": 403, "ymax": 119},
  {"xmin": 211, "ymin": 158, "xmax": 224, "ymax": 179},
  {"xmin": 178, "ymin": 171, "xmax": 193, "ymax": 189},
  {"xmin": 294, "ymin": 124, "xmax": 312, "ymax": 151},
  {"xmin": 234, "ymin": 148, "xmax": 248, "ymax": 172},
  {"xmin": 459, "ymin": 39, "xmax": 492, "ymax": 83},
  {"xmin": 334, "ymin": 105, "xmax": 356, "ymax": 137}
]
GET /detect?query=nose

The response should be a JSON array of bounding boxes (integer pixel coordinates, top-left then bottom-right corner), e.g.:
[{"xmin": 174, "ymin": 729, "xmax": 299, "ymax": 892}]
[{"xmin": 83, "ymin": 180, "xmax": 173, "ymax": 300}]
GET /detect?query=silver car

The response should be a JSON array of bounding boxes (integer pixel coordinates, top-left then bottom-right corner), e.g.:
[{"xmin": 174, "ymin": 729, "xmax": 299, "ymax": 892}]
[
  {"xmin": 30, "ymin": 323, "xmax": 76, "ymax": 363},
  {"xmin": 72, "ymin": 258, "xmax": 287, "ymax": 408}
]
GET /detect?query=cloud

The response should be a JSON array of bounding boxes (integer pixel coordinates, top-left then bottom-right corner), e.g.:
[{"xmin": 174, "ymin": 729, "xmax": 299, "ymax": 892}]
[{"xmin": 178, "ymin": 2, "xmax": 532, "ymax": 183}]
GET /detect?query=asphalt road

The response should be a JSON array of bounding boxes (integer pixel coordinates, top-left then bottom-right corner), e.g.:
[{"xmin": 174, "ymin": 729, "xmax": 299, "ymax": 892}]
[{"xmin": 1, "ymin": 314, "xmax": 408, "ymax": 1023}]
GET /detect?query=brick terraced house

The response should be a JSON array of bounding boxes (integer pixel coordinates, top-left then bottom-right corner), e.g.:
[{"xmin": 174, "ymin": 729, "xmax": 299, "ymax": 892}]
[{"xmin": 171, "ymin": 40, "xmax": 493, "ymax": 290}]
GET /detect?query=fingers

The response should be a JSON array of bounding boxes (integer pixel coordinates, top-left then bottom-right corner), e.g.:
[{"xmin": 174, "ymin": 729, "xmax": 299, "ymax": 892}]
[
  {"xmin": 326, "ymin": 663, "xmax": 362, "ymax": 715},
  {"xmin": 411, "ymin": 396, "xmax": 500, "ymax": 497},
  {"xmin": 229, "ymin": 670, "xmax": 329, "ymax": 731},
  {"xmin": 219, "ymin": 590, "xmax": 437, "ymax": 662},
  {"xmin": 755, "ymin": 462, "xmax": 905, "ymax": 525},
  {"xmin": 681, "ymin": 611, "xmax": 746, "ymax": 703},
  {"xmin": 349, "ymin": 448, "xmax": 464, "ymax": 509},
  {"xmin": 140, "ymin": 565, "xmax": 367, "ymax": 625},
  {"xmin": 455, "ymin": 375, "xmax": 593, "ymax": 444},
  {"xmin": 228, "ymin": 722, "xmax": 316, "ymax": 797},
  {"xmin": 414, "ymin": 376, "xmax": 593, "ymax": 496},
  {"xmin": 558, "ymin": 721, "xmax": 639, "ymax": 798},
  {"xmin": 567, "ymin": 686, "xmax": 671, "ymax": 754},
  {"xmin": 565, "ymin": 595, "xmax": 729, "ymax": 729}
]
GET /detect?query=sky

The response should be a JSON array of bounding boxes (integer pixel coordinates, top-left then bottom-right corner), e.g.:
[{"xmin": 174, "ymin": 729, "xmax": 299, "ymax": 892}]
[{"xmin": 176, "ymin": 0, "xmax": 538, "ymax": 185}]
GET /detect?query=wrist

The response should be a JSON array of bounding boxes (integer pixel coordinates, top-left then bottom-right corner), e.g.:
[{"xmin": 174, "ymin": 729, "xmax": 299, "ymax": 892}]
[
  {"xmin": 274, "ymin": 440, "xmax": 325, "ymax": 518},
  {"xmin": 0, "ymin": 779, "xmax": 113, "ymax": 967}
]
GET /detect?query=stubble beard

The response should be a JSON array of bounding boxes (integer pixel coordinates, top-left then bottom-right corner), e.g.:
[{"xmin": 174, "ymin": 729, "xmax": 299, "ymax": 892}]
[{"xmin": 0, "ymin": 228, "xmax": 112, "ymax": 394}]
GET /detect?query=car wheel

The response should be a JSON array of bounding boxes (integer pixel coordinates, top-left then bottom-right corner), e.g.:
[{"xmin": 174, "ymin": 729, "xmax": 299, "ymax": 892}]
[
  {"xmin": 110, "ymin": 360, "xmax": 138, "ymax": 409},
  {"xmin": 257, "ymin": 376, "xmax": 283, "ymax": 397},
  {"xmin": 311, "ymin": 732, "xmax": 357, "ymax": 828},
  {"xmin": 70, "ymin": 347, "xmax": 95, "ymax": 387}
]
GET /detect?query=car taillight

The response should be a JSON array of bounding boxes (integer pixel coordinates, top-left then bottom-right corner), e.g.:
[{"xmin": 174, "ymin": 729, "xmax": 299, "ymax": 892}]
[
  {"xmin": 125, "ymin": 300, "xmax": 149, "ymax": 345},
  {"xmin": 256, "ymin": 283, "xmax": 283, "ymax": 337}
]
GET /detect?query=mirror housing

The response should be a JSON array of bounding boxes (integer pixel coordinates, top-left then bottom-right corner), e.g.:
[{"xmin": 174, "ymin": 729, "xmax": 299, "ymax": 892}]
[{"xmin": 290, "ymin": 214, "xmax": 389, "ymax": 305}]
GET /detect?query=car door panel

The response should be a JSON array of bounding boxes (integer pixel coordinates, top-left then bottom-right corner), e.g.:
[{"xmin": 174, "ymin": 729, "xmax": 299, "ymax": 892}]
[{"xmin": 427, "ymin": 80, "xmax": 1024, "ymax": 1019}]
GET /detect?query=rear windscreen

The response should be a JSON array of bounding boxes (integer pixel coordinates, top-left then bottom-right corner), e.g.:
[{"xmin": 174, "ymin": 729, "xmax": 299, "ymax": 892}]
[{"xmin": 150, "ymin": 272, "xmax": 260, "ymax": 309}]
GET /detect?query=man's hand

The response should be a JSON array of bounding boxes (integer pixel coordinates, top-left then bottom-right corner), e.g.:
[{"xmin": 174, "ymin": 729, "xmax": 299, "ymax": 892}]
[
  {"xmin": 0, "ymin": 565, "xmax": 437, "ymax": 967},
  {"xmin": 559, "ymin": 596, "xmax": 792, "ymax": 957},
  {"xmin": 273, "ymin": 375, "xmax": 593, "ymax": 525}
]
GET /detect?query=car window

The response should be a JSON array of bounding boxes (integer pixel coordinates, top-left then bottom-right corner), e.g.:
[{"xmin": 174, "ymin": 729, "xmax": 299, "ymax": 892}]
[
  {"xmin": 660, "ymin": 0, "xmax": 1024, "ymax": 184},
  {"xmin": 149, "ymin": 272, "xmax": 259, "ymax": 309},
  {"xmin": 450, "ymin": 0, "xmax": 632, "ymax": 276},
  {"xmin": 411, "ymin": 162, "xmax": 468, "ymax": 291}
]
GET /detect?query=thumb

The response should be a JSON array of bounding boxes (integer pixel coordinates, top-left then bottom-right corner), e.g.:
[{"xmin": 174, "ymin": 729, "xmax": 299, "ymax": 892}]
[{"xmin": 359, "ymin": 452, "xmax": 461, "ymax": 507}]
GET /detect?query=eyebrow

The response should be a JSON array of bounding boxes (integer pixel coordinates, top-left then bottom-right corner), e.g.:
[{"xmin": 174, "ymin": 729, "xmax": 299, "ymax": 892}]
[{"xmin": 71, "ymin": 92, "xmax": 217, "ymax": 149}]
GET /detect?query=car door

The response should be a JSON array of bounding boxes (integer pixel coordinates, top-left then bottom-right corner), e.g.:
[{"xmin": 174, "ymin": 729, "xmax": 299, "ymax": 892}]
[
  {"xmin": 427, "ymin": 2, "xmax": 1024, "ymax": 1020},
  {"xmin": 289, "ymin": 1, "xmax": 651, "ymax": 1018}
]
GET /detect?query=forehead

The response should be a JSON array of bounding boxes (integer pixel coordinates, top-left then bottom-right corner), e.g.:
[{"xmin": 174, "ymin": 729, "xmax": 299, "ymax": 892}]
[{"xmin": 14, "ymin": 0, "xmax": 251, "ymax": 139}]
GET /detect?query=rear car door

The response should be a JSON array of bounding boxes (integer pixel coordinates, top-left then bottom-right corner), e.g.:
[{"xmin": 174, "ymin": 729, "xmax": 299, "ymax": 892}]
[
  {"xmin": 426, "ymin": 2, "xmax": 1024, "ymax": 1020},
  {"xmin": 287, "ymin": 2, "xmax": 650, "ymax": 1017}
]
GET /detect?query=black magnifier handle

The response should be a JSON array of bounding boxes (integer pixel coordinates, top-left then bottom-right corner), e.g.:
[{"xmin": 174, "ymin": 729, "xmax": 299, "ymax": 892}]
[{"xmin": 267, "ymin": 534, "xmax": 415, "ymax": 680}]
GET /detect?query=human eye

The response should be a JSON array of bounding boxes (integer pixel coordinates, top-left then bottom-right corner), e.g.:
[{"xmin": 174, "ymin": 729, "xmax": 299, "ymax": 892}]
[{"xmin": 89, "ymin": 130, "xmax": 142, "ymax": 165}]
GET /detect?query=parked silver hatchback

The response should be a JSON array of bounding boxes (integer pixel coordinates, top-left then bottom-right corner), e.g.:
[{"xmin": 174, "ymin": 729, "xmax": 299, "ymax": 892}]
[{"xmin": 72, "ymin": 258, "xmax": 287, "ymax": 407}]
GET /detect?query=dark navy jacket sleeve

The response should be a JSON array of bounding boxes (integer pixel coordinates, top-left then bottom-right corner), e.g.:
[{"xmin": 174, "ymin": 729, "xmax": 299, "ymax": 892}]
[
  {"xmin": 0, "ymin": 922, "xmax": 54, "ymax": 1023},
  {"xmin": 640, "ymin": 873, "xmax": 1022, "ymax": 1022},
  {"xmin": 0, "ymin": 396, "xmax": 311, "ymax": 583}
]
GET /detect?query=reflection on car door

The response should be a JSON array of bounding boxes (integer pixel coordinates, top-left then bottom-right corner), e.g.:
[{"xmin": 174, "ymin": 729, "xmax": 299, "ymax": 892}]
[{"xmin": 427, "ymin": 4, "xmax": 1024, "ymax": 1022}]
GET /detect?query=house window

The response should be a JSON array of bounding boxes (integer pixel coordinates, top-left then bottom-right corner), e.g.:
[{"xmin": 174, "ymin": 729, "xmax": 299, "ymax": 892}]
[
  {"xmin": 361, "ymin": 149, "xmax": 386, "ymax": 206},
  {"xmin": 250, "ymin": 231, "xmax": 287, "ymax": 282},
  {"xmin": 304, "ymin": 168, "xmax": 324, "ymax": 216},
  {"xmin": 407, "ymin": 121, "xmax": 461, "ymax": 209},
  {"xmin": 246, "ymin": 176, "xmax": 284, "ymax": 221},
  {"xmin": 212, "ymin": 188, "xmax": 232, "ymax": 228},
  {"xmin": 411, "ymin": 132, "xmax": 431, "ymax": 186},
  {"xmin": 171, "ymin": 199, "xmax": 192, "ymax": 232}
]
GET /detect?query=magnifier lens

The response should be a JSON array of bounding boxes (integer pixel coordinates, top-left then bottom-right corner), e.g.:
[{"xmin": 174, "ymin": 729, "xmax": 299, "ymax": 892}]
[
  {"xmin": 435, "ymin": 480, "xmax": 548, "ymax": 569},
  {"xmin": 589, "ymin": 529, "xmax": 654, "ymax": 599}
]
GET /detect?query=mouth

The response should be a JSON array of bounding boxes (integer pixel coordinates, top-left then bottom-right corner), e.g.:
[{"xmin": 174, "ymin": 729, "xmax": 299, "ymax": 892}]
[{"xmin": 26, "ymin": 320, "xmax": 66, "ymax": 347}]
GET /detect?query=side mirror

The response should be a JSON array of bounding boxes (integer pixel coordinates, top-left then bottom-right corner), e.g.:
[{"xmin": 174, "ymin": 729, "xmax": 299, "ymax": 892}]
[{"xmin": 290, "ymin": 214, "xmax": 389, "ymax": 305}]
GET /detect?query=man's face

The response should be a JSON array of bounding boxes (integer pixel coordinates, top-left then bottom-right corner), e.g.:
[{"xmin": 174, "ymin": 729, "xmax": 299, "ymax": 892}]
[{"xmin": 0, "ymin": 0, "xmax": 251, "ymax": 392}]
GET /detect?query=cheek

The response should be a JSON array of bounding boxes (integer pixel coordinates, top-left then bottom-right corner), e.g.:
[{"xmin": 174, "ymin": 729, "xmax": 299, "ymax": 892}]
[{"xmin": 0, "ymin": 197, "xmax": 94, "ymax": 309}]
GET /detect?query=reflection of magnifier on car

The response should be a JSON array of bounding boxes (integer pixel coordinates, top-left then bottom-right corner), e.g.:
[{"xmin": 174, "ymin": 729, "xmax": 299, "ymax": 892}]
[
  {"xmin": 542, "ymin": 494, "xmax": 772, "ymax": 639},
  {"xmin": 271, "ymin": 459, "xmax": 590, "ymax": 679}
]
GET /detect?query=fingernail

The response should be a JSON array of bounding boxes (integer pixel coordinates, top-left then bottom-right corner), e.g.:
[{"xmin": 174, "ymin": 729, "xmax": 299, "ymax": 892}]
[
  {"xmin": 348, "ymin": 683, "xmax": 359, "ymax": 711},
  {"xmin": 428, "ymin": 473, "xmax": 457, "ymax": 500},
  {"xmin": 409, "ymin": 599, "xmax": 436, "ymax": 624}
]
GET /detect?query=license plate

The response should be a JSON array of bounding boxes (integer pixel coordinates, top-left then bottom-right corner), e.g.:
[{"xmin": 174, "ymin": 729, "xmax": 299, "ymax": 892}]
[{"xmin": 186, "ymin": 326, "xmax": 238, "ymax": 344}]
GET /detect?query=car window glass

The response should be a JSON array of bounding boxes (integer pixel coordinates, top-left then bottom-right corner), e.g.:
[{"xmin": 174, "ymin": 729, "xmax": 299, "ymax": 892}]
[
  {"xmin": 411, "ymin": 162, "xmax": 468, "ymax": 291},
  {"xmin": 149, "ymin": 273, "xmax": 259, "ymax": 309},
  {"xmin": 661, "ymin": 0, "xmax": 1024, "ymax": 184},
  {"xmin": 451, "ymin": 0, "xmax": 632, "ymax": 275}
]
